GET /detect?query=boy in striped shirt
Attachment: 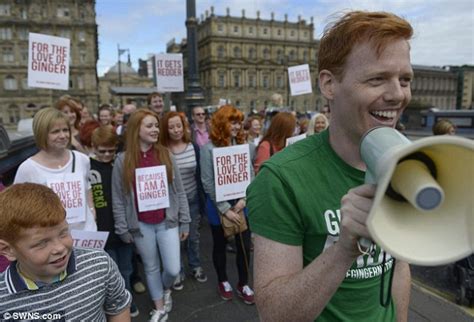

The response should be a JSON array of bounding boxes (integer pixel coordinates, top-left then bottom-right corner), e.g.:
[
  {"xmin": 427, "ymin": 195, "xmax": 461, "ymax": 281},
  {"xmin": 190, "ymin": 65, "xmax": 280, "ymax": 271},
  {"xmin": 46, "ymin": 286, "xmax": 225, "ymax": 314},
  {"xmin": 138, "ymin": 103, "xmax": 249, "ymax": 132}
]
[{"xmin": 0, "ymin": 183, "xmax": 131, "ymax": 321}]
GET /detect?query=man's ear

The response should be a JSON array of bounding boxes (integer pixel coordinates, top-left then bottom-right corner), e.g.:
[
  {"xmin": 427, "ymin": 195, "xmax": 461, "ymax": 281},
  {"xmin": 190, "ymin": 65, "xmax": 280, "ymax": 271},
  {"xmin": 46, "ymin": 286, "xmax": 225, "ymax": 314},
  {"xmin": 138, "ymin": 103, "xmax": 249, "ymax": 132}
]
[
  {"xmin": 0, "ymin": 239, "xmax": 17, "ymax": 262},
  {"xmin": 319, "ymin": 69, "xmax": 336, "ymax": 100}
]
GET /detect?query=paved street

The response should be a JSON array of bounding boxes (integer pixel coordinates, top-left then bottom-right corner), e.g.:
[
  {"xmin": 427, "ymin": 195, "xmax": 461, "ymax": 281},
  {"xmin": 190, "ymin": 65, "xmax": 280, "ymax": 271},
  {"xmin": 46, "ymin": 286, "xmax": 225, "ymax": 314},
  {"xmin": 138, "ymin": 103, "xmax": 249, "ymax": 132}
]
[{"xmin": 131, "ymin": 219, "xmax": 473, "ymax": 322}]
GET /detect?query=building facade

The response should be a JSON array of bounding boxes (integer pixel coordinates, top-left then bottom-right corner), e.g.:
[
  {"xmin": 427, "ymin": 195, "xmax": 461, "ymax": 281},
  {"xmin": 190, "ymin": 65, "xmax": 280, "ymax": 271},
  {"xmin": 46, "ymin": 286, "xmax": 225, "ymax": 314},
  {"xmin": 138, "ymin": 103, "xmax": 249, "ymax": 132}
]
[
  {"xmin": 168, "ymin": 8, "xmax": 322, "ymax": 113},
  {"xmin": 410, "ymin": 65, "xmax": 458, "ymax": 110},
  {"xmin": 0, "ymin": 0, "xmax": 99, "ymax": 129},
  {"xmin": 450, "ymin": 65, "xmax": 474, "ymax": 109},
  {"xmin": 98, "ymin": 61, "xmax": 155, "ymax": 107}
]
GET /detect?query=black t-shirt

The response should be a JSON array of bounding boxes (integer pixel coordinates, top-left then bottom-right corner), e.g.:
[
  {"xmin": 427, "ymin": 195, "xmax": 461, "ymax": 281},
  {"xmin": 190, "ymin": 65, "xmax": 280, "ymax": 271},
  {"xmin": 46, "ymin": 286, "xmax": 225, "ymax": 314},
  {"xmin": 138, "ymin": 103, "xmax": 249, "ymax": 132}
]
[{"xmin": 90, "ymin": 158, "xmax": 122, "ymax": 248}]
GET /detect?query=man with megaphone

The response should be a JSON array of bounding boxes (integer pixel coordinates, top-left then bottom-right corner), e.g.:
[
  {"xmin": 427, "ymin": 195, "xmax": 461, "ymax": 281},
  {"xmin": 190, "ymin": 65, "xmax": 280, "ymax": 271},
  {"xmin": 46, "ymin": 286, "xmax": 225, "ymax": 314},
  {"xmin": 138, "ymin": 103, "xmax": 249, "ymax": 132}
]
[{"xmin": 247, "ymin": 11, "xmax": 415, "ymax": 322}]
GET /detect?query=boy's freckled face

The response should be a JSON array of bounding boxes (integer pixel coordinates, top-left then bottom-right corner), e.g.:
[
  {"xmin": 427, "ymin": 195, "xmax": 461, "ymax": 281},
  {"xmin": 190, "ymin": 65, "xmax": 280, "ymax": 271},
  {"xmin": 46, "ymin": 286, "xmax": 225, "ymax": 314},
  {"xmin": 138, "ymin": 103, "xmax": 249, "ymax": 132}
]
[{"xmin": 10, "ymin": 220, "xmax": 73, "ymax": 283}]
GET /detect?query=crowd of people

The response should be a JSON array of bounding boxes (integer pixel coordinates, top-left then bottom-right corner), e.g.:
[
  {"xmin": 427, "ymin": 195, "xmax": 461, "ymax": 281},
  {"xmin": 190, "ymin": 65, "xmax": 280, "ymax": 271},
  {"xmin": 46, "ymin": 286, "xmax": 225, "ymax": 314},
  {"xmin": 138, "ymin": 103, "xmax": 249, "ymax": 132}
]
[
  {"xmin": 0, "ymin": 86, "xmax": 329, "ymax": 321},
  {"xmin": 1, "ymin": 10, "xmax": 460, "ymax": 322}
]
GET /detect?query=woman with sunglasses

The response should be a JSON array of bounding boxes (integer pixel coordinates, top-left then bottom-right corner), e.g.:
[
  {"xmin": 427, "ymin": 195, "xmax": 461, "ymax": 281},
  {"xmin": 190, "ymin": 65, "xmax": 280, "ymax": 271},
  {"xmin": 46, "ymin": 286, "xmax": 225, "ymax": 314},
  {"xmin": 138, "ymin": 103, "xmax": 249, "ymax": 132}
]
[{"xmin": 112, "ymin": 109, "xmax": 190, "ymax": 322}]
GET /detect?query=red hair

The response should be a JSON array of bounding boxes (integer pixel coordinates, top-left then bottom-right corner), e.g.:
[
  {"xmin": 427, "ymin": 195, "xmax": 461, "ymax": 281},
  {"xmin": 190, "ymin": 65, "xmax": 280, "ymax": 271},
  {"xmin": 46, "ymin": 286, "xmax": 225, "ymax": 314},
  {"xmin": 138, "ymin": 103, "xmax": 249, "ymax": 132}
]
[
  {"xmin": 210, "ymin": 105, "xmax": 245, "ymax": 147},
  {"xmin": 122, "ymin": 109, "xmax": 173, "ymax": 192},
  {"xmin": 55, "ymin": 95, "xmax": 82, "ymax": 130},
  {"xmin": 260, "ymin": 112, "xmax": 296, "ymax": 150},
  {"xmin": 0, "ymin": 183, "xmax": 65, "ymax": 243},
  {"xmin": 79, "ymin": 120, "xmax": 101, "ymax": 148},
  {"xmin": 318, "ymin": 11, "xmax": 413, "ymax": 80},
  {"xmin": 160, "ymin": 111, "xmax": 191, "ymax": 146}
]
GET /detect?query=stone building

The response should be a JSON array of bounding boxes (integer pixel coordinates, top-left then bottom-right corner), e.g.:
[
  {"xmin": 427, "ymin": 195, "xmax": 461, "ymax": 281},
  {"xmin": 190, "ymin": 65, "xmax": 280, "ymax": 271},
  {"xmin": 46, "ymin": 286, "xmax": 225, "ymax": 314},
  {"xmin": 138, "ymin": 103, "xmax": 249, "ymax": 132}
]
[
  {"xmin": 410, "ymin": 65, "xmax": 458, "ymax": 109},
  {"xmin": 0, "ymin": 0, "xmax": 99, "ymax": 129},
  {"xmin": 98, "ymin": 61, "xmax": 155, "ymax": 108},
  {"xmin": 168, "ymin": 7, "xmax": 322, "ymax": 113},
  {"xmin": 450, "ymin": 65, "xmax": 474, "ymax": 109}
]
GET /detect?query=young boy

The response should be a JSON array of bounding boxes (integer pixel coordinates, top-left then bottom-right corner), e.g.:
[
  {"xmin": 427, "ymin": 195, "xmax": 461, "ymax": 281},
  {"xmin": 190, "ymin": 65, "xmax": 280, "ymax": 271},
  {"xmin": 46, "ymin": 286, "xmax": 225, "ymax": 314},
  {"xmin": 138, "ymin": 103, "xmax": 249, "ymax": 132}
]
[
  {"xmin": 0, "ymin": 183, "xmax": 131, "ymax": 321},
  {"xmin": 90, "ymin": 125, "xmax": 139, "ymax": 317}
]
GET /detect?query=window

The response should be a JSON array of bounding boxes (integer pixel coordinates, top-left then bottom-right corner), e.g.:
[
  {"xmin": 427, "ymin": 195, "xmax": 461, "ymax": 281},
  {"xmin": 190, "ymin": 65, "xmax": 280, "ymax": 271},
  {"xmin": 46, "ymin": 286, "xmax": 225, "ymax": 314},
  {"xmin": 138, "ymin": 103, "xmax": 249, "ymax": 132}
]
[
  {"xmin": 22, "ymin": 78, "xmax": 31, "ymax": 90},
  {"xmin": 0, "ymin": 5, "xmax": 10, "ymax": 16},
  {"xmin": 20, "ymin": 8, "xmax": 28, "ymax": 19},
  {"xmin": 277, "ymin": 50, "xmax": 284, "ymax": 63},
  {"xmin": 0, "ymin": 28, "xmax": 12, "ymax": 40},
  {"xmin": 263, "ymin": 48, "xmax": 270, "ymax": 60},
  {"xmin": 250, "ymin": 100, "xmax": 256, "ymax": 109},
  {"xmin": 8, "ymin": 105, "xmax": 19, "ymax": 124},
  {"xmin": 276, "ymin": 76, "xmax": 284, "ymax": 89},
  {"xmin": 304, "ymin": 31, "xmax": 308, "ymax": 37},
  {"xmin": 236, "ymin": 100, "xmax": 240, "ymax": 107},
  {"xmin": 303, "ymin": 50, "xmax": 309, "ymax": 63},
  {"xmin": 57, "ymin": 8, "xmax": 70, "ymax": 18},
  {"xmin": 69, "ymin": 79, "xmax": 73, "ymax": 89},
  {"xmin": 2, "ymin": 47, "xmax": 13, "ymax": 63},
  {"xmin": 248, "ymin": 48, "xmax": 256, "ymax": 60},
  {"xmin": 18, "ymin": 28, "xmax": 29, "ymax": 40},
  {"xmin": 77, "ymin": 76, "xmax": 84, "ymax": 89},
  {"xmin": 249, "ymin": 27, "xmax": 253, "ymax": 34},
  {"xmin": 218, "ymin": 24, "xmax": 223, "ymax": 32},
  {"xmin": 60, "ymin": 29, "xmax": 71, "ymax": 39},
  {"xmin": 233, "ymin": 73, "xmax": 241, "ymax": 87},
  {"xmin": 290, "ymin": 30, "xmax": 295, "ymax": 37},
  {"xmin": 4, "ymin": 75, "xmax": 17, "ymax": 90},
  {"xmin": 263, "ymin": 75, "xmax": 269, "ymax": 89},
  {"xmin": 233, "ymin": 26, "xmax": 239, "ymax": 33},
  {"xmin": 78, "ymin": 31, "xmax": 86, "ymax": 42},
  {"xmin": 233, "ymin": 46, "xmax": 241, "ymax": 58},
  {"xmin": 263, "ymin": 28, "xmax": 268, "ymax": 35},
  {"xmin": 248, "ymin": 75, "xmax": 256, "ymax": 88},
  {"xmin": 80, "ymin": 50, "xmax": 87, "ymax": 63},
  {"xmin": 277, "ymin": 29, "xmax": 281, "ymax": 36},
  {"xmin": 21, "ymin": 49, "xmax": 28, "ymax": 62},
  {"xmin": 217, "ymin": 46, "xmax": 225, "ymax": 58},
  {"xmin": 289, "ymin": 50, "xmax": 296, "ymax": 61},
  {"xmin": 218, "ymin": 73, "xmax": 225, "ymax": 88}
]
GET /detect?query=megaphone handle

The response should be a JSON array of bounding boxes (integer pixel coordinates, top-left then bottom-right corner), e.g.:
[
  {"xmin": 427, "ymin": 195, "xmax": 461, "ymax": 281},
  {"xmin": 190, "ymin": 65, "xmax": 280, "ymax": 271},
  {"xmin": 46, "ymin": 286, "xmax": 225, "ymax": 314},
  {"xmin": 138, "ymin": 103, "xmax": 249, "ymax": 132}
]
[{"xmin": 358, "ymin": 238, "xmax": 373, "ymax": 256}]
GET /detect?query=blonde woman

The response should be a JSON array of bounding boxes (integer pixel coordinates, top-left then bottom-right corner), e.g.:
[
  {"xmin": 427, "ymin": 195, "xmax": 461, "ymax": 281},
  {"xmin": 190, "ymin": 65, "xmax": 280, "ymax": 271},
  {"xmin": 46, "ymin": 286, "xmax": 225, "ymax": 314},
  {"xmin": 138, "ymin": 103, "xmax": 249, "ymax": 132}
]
[{"xmin": 307, "ymin": 113, "xmax": 329, "ymax": 136}]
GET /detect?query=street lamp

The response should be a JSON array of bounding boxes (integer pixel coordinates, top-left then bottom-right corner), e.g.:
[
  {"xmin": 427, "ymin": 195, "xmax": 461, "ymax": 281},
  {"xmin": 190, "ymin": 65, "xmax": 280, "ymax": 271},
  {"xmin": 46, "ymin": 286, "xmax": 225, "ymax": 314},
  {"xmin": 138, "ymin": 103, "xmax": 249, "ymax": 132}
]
[{"xmin": 117, "ymin": 44, "xmax": 130, "ymax": 106}]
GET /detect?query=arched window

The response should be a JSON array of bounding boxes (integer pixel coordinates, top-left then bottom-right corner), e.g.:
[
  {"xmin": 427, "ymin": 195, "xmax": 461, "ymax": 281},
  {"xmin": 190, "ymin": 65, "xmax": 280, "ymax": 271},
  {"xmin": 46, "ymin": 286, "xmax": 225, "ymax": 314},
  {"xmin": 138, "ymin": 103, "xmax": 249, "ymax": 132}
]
[
  {"xmin": 233, "ymin": 46, "xmax": 241, "ymax": 58},
  {"xmin": 217, "ymin": 46, "xmax": 225, "ymax": 59},
  {"xmin": 248, "ymin": 48, "xmax": 256, "ymax": 60},
  {"xmin": 263, "ymin": 48, "xmax": 270, "ymax": 60},
  {"xmin": 4, "ymin": 75, "xmax": 17, "ymax": 90}
]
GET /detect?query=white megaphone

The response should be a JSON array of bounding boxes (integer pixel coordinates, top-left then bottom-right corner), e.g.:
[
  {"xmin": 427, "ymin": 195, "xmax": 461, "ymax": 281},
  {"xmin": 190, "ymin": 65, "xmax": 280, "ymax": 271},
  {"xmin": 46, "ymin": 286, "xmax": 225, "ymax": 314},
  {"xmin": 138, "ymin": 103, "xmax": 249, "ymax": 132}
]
[{"xmin": 360, "ymin": 127, "xmax": 474, "ymax": 266}]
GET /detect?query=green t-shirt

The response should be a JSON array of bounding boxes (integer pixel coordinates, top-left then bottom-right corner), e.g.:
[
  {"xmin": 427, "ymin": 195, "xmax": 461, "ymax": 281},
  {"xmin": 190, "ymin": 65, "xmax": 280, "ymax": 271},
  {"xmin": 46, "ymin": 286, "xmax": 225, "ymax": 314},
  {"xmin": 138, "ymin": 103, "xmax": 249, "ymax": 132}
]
[{"xmin": 247, "ymin": 130, "xmax": 395, "ymax": 322}]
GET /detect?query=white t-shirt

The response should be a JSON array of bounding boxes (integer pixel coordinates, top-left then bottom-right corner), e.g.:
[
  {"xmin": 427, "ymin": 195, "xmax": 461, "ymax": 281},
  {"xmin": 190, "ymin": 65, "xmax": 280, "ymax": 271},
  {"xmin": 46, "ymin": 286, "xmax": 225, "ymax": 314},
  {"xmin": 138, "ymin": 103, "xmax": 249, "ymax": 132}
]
[{"xmin": 14, "ymin": 150, "xmax": 97, "ymax": 231}]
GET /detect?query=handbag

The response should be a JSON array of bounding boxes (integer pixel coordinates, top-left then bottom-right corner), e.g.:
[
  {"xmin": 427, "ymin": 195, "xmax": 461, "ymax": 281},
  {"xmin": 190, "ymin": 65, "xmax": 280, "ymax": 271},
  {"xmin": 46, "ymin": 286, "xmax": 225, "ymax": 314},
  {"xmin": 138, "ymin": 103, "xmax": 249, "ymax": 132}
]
[{"xmin": 220, "ymin": 209, "xmax": 248, "ymax": 238}]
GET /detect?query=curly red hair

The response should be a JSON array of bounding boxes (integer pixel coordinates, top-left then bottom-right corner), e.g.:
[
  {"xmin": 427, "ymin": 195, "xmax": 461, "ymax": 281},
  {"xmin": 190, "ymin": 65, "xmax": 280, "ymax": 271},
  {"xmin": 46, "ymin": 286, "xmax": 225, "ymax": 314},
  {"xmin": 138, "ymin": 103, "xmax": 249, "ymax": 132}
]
[{"xmin": 210, "ymin": 105, "xmax": 245, "ymax": 147}]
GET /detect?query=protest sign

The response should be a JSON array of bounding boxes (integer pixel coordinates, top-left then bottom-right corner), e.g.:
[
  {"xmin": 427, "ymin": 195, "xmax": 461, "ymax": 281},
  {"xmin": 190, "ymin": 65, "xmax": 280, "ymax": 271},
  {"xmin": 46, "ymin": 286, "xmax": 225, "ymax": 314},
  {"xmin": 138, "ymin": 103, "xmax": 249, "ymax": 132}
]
[
  {"xmin": 47, "ymin": 174, "xmax": 86, "ymax": 224},
  {"xmin": 71, "ymin": 230, "xmax": 109, "ymax": 250},
  {"xmin": 155, "ymin": 53, "xmax": 184, "ymax": 92},
  {"xmin": 135, "ymin": 165, "xmax": 170, "ymax": 212},
  {"xmin": 288, "ymin": 64, "xmax": 312, "ymax": 96},
  {"xmin": 213, "ymin": 144, "xmax": 251, "ymax": 202},
  {"xmin": 286, "ymin": 133, "xmax": 307, "ymax": 146},
  {"xmin": 28, "ymin": 32, "xmax": 70, "ymax": 90}
]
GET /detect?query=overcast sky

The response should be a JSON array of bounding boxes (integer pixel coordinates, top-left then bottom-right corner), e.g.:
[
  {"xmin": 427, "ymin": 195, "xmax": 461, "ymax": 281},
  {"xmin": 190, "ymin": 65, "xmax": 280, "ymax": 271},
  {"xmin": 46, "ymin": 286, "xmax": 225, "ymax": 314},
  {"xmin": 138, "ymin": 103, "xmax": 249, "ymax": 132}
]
[{"xmin": 96, "ymin": 0, "xmax": 473, "ymax": 76}]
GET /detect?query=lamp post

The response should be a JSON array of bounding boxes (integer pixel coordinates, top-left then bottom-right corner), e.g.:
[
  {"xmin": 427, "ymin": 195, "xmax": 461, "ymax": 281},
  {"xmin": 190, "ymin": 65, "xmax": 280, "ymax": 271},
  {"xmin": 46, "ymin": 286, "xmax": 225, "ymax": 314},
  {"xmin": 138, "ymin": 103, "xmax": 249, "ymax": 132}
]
[
  {"xmin": 184, "ymin": 0, "xmax": 205, "ymax": 117},
  {"xmin": 117, "ymin": 45, "xmax": 130, "ymax": 107},
  {"xmin": 285, "ymin": 54, "xmax": 291, "ymax": 110}
]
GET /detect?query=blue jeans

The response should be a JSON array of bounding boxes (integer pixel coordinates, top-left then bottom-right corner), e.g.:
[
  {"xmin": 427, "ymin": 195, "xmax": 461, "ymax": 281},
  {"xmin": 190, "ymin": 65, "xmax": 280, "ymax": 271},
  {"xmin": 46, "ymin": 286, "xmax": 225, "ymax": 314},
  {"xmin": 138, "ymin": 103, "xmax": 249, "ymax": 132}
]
[
  {"xmin": 134, "ymin": 221, "xmax": 180, "ymax": 301},
  {"xmin": 186, "ymin": 194, "xmax": 202, "ymax": 269},
  {"xmin": 105, "ymin": 243, "xmax": 133, "ymax": 292}
]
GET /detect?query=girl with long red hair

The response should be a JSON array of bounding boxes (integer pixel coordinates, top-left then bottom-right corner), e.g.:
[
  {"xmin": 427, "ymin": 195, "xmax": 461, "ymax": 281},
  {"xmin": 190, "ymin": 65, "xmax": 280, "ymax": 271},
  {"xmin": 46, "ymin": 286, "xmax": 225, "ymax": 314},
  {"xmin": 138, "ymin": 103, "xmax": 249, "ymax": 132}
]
[
  {"xmin": 112, "ymin": 109, "xmax": 190, "ymax": 322},
  {"xmin": 200, "ymin": 105, "xmax": 255, "ymax": 305}
]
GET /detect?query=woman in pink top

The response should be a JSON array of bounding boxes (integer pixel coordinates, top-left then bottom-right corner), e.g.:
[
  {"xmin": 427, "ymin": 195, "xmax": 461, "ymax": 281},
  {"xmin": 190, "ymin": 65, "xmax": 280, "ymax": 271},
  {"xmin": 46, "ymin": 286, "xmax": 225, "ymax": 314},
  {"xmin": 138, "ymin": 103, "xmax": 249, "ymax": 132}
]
[{"xmin": 254, "ymin": 112, "xmax": 296, "ymax": 174}]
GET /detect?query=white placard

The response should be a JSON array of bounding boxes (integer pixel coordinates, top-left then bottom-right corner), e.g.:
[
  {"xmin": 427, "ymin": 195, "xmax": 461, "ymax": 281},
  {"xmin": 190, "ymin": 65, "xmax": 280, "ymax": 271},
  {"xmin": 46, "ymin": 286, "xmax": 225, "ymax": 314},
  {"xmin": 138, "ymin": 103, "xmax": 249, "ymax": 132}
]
[
  {"xmin": 28, "ymin": 32, "xmax": 70, "ymax": 90},
  {"xmin": 71, "ymin": 230, "xmax": 109, "ymax": 249},
  {"xmin": 213, "ymin": 144, "xmax": 251, "ymax": 202},
  {"xmin": 286, "ymin": 133, "xmax": 307, "ymax": 146},
  {"xmin": 155, "ymin": 53, "xmax": 184, "ymax": 92},
  {"xmin": 135, "ymin": 166, "xmax": 170, "ymax": 212},
  {"xmin": 218, "ymin": 98, "xmax": 228, "ymax": 107},
  {"xmin": 288, "ymin": 64, "xmax": 312, "ymax": 96},
  {"xmin": 47, "ymin": 174, "xmax": 86, "ymax": 224}
]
